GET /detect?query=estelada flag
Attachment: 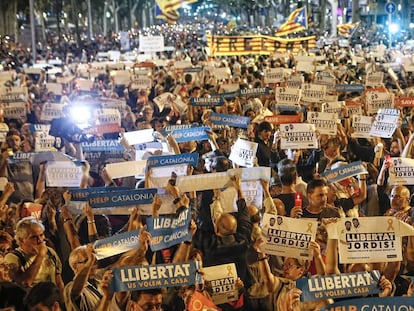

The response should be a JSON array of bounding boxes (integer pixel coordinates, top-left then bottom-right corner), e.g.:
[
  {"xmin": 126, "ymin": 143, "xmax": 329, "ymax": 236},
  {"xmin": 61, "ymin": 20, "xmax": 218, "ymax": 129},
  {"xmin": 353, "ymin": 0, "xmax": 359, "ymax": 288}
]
[
  {"xmin": 337, "ymin": 22, "xmax": 360, "ymax": 37},
  {"xmin": 187, "ymin": 291, "xmax": 221, "ymax": 311},
  {"xmin": 276, "ymin": 6, "xmax": 308, "ymax": 36}
]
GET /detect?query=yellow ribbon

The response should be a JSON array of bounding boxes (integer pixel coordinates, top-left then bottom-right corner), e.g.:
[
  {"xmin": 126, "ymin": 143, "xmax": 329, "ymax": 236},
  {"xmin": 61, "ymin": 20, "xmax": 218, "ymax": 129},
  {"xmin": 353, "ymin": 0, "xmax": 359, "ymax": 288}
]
[
  {"xmin": 306, "ymin": 223, "xmax": 313, "ymax": 233},
  {"xmin": 387, "ymin": 219, "xmax": 394, "ymax": 231},
  {"xmin": 227, "ymin": 265, "xmax": 234, "ymax": 277}
]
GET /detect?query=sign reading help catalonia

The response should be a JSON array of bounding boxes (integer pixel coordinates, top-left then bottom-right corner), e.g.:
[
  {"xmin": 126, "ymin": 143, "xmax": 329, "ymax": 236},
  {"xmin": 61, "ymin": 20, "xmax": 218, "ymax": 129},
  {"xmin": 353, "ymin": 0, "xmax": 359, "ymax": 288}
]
[
  {"xmin": 321, "ymin": 297, "xmax": 414, "ymax": 311},
  {"xmin": 146, "ymin": 208, "xmax": 192, "ymax": 252},
  {"xmin": 93, "ymin": 229, "xmax": 140, "ymax": 260},
  {"xmin": 88, "ymin": 188, "xmax": 157, "ymax": 208},
  {"xmin": 321, "ymin": 161, "xmax": 367, "ymax": 184},
  {"xmin": 110, "ymin": 261, "xmax": 202, "ymax": 292}
]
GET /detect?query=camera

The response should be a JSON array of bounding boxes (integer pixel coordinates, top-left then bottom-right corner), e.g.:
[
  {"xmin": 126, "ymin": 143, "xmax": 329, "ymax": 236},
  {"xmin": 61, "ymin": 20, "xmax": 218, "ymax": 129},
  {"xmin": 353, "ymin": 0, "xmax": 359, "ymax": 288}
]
[{"xmin": 49, "ymin": 117, "xmax": 95, "ymax": 144}]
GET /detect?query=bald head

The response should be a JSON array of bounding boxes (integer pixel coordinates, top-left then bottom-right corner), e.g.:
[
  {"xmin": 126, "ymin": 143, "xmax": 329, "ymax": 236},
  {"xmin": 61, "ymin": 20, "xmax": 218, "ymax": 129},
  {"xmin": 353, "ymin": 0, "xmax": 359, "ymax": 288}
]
[{"xmin": 216, "ymin": 213, "xmax": 237, "ymax": 236}]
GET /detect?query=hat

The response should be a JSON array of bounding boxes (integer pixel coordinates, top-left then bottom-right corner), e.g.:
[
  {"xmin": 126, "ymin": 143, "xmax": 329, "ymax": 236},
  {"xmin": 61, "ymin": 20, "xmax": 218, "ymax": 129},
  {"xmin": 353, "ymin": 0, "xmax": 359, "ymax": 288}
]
[{"xmin": 6, "ymin": 129, "xmax": 22, "ymax": 139}]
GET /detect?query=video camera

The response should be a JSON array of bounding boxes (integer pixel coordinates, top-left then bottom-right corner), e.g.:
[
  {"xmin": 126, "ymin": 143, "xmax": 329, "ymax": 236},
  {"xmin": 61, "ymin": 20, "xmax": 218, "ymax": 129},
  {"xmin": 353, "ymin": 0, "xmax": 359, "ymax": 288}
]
[{"xmin": 49, "ymin": 117, "xmax": 94, "ymax": 144}]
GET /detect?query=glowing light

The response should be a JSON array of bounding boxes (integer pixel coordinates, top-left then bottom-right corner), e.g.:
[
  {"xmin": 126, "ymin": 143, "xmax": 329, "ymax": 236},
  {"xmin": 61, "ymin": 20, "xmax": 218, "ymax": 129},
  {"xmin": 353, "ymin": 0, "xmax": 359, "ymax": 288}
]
[{"xmin": 389, "ymin": 23, "xmax": 399, "ymax": 34}]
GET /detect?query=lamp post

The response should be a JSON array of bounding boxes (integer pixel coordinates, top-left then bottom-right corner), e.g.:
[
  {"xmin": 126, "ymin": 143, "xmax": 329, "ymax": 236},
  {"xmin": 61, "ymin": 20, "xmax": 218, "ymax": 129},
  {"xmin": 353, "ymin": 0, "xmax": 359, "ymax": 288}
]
[{"xmin": 29, "ymin": 0, "xmax": 36, "ymax": 61}]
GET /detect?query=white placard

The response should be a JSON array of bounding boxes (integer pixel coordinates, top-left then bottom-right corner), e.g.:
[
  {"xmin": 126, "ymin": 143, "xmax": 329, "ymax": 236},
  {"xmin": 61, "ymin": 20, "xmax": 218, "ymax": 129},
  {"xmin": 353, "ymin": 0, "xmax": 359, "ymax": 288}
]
[
  {"xmin": 203, "ymin": 264, "xmax": 239, "ymax": 305},
  {"xmin": 1, "ymin": 102, "xmax": 27, "ymax": 119},
  {"xmin": 365, "ymin": 72, "xmax": 384, "ymax": 87},
  {"xmin": 46, "ymin": 161, "xmax": 83, "ymax": 187},
  {"xmin": 369, "ymin": 108, "xmax": 399, "ymax": 138},
  {"xmin": 280, "ymin": 123, "xmax": 317, "ymax": 150},
  {"xmin": 365, "ymin": 92, "xmax": 394, "ymax": 114},
  {"xmin": 105, "ymin": 160, "xmax": 147, "ymax": 179},
  {"xmin": 40, "ymin": 102, "xmax": 64, "ymax": 121},
  {"xmin": 275, "ymin": 87, "xmax": 301, "ymax": 107},
  {"xmin": 260, "ymin": 214, "xmax": 317, "ymax": 260},
  {"xmin": 388, "ymin": 157, "xmax": 414, "ymax": 185},
  {"xmin": 300, "ymin": 83, "xmax": 326, "ymax": 103},
  {"xmin": 139, "ymin": 36, "xmax": 165, "ymax": 53},
  {"xmin": 264, "ymin": 68, "xmax": 285, "ymax": 83},
  {"xmin": 96, "ymin": 108, "xmax": 121, "ymax": 125},
  {"xmin": 123, "ymin": 129, "xmax": 154, "ymax": 145},
  {"xmin": 351, "ymin": 115, "xmax": 373, "ymax": 138},
  {"xmin": 307, "ymin": 111, "xmax": 338, "ymax": 135},
  {"xmin": 321, "ymin": 101, "xmax": 345, "ymax": 115},
  {"xmin": 229, "ymin": 138, "xmax": 258, "ymax": 167}
]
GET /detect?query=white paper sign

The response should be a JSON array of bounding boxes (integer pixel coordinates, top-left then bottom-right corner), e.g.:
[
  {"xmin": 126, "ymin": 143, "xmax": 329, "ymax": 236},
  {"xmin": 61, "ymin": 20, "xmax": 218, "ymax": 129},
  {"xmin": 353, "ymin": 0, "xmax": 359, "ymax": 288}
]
[
  {"xmin": 1, "ymin": 102, "xmax": 27, "ymax": 119},
  {"xmin": 369, "ymin": 108, "xmax": 399, "ymax": 138},
  {"xmin": 351, "ymin": 115, "xmax": 373, "ymax": 138},
  {"xmin": 365, "ymin": 72, "xmax": 384, "ymax": 87},
  {"xmin": 300, "ymin": 83, "xmax": 326, "ymax": 103},
  {"xmin": 307, "ymin": 111, "xmax": 338, "ymax": 135},
  {"xmin": 46, "ymin": 161, "xmax": 83, "ymax": 187},
  {"xmin": 203, "ymin": 263, "xmax": 239, "ymax": 305},
  {"xmin": 229, "ymin": 138, "xmax": 258, "ymax": 167},
  {"xmin": 388, "ymin": 157, "xmax": 414, "ymax": 185},
  {"xmin": 260, "ymin": 214, "xmax": 317, "ymax": 260},
  {"xmin": 40, "ymin": 102, "xmax": 65, "ymax": 121},
  {"xmin": 123, "ymin": 129, "xmax": 154, "ymax": 146},
  {"xmin": 280, "ymin": 123, "xmax": 317, "ymax": 150},
  {"xmin": 365, "ymin": 92, "xmax": 394, "ymax": 114},
  {"xmin": 105, "ymin": 160, "xmax": 147, "ymax": 179},
  {"xmin": 264, "ymin": 68, "xmax": 285, "ymax": 83},
  {"xmin": 139, "ymin": 36, "xmax": 165, "ymax": 53},
  {"xmin": 275, "ymin": 87, "xmax": 301, "ymax": 107}
]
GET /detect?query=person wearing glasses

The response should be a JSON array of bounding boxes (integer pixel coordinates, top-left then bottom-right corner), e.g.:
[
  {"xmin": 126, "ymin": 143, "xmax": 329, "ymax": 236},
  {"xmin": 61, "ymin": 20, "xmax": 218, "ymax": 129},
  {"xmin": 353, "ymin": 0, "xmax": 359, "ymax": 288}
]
[
  {"xmin": 128, "ymin": 288, "xmax": 163, "ymax": 311},
  {"xmin": 4, "ymin": 217, "xmax": 64, "ymax": 296},
  {"xmin": 385, "ymin": 185, "xmax": 413, "ymax": 225}
]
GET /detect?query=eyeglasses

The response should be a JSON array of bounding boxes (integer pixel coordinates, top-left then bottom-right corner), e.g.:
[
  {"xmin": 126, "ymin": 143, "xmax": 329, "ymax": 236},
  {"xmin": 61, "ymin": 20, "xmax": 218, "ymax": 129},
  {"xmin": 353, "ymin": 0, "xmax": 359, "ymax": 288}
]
[
  {"xmin": 283, "ymin": 261, "xmax": 300, "ymax": 270},
  {"xmin": 390, "ymin": 194, "xmax": 403, "ymax": 199},
  {"xmin": 138, "ymin": 303, "xmax": 162, "ymax": 311}
]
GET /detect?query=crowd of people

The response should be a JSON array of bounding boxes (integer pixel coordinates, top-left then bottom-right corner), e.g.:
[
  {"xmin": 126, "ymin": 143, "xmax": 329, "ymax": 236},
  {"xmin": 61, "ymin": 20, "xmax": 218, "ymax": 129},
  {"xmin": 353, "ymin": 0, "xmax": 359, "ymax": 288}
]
[{"xmin": 1, "ymin": 20, "xmax": 414, "ymax": 311}]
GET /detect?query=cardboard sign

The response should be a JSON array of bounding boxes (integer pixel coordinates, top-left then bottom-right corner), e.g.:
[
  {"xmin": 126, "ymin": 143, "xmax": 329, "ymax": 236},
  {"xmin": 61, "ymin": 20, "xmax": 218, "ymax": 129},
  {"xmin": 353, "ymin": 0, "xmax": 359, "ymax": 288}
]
[
  {"xmin": 229, "ymin": 138, "xmax": 258, "ymax": 167},
  {"xmin": 239, "ymin": 87, "xmax": 270, "ymax": 97},
  {"xmin": 40, "ymin": 102, "xmax": 64, "ymax": 121},
  {"xmin": 280, "ymin": 123, "xmax": 317, "ymax": 150},
  {"xmin": 209, "ymin": 112, "xmax": 250, "ymax": 129},
  {"xmin": 171, "ymin": 126, "xmax": 210, "ymax": 143},
  {"xmin": 260, "ymin": 214, "xmax": 317, "ymax": 260},
  {"xmin": 365, "ymin": 72, "xmax": 384, "ymax": 87},
  {"xmin": 264, "ymin": 68, "xmax": 285, "ymax": 83},
  {"xmin": 146, "ymin": 153, "xmax": 199, "ymax": 168},
  {"xmin": 93, "ymin": 229, "xmax": 140, "ymax": 260},
  {"xmin": 123, "ymin": 129, "xmax": 154, "ymax": 146},
  {"xmin": 329, "ymin": 217, "xmax": 414, "ymax": 263},
  {"xmin": 369, "ymin": 108, "xmax": 399, "ymax": 138},
  {"xmin": 203, "ymin": 264, "xmax": 239, "ymax": 305},
  {"xmin": 45, "ymin": 161, "xmax": 83, "ymax": 187},
  {"xmin": 1, "ymin": 102, "xmax": 27, "ymax": 119},
  {"xmin": 307, "ymin": 112, "xmax": 338, "ymax": 135},
  {"xmin": 105, "ymin": 161, "xmax": 147, "ymax": 179},
  {"xmin": 275, "ymin": 87, "xmax": 301, "ymax": 107},
  {"xmin": 365, "ymin": 92, "xmax": 394, "ymax": 114},
  {"xmin": 321, "ymin": 161, "xmax": 368, "ymax": 184},
  {"xmin": 351, "ymin": 115, "xmax": 373, "ymax": 138},
  {"xmin": 190, "ymin": 96, "xmax": 224, "ymax": 106},
  {"xmin": 300, "ymin": 83, "xmax": 326, "ymax": 103},
  {"xmin": 88, "ymin": 188, "xmax": 157, "ymax": 208},
  {"xmin": 321, "ymin": 101, "xmax": 345, "ymax": 115},
  {"xmin": 388, "ymin": 157, "xmax": 414, "ymax": 185}
]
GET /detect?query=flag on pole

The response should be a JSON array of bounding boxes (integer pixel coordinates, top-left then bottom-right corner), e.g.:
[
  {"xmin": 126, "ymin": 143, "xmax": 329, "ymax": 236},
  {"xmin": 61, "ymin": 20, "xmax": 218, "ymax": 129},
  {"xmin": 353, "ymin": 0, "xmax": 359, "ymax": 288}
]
[
  {"xmin": 276, "ymin": 7, "xmax": 308, "ymax": 36},
  {"xmin": 337, "ymin": 22, "xmax": 360, "ymax": 37},
  {"xmin": 155, "ymin": 0, "xmax": 198, "ymax": 24}
]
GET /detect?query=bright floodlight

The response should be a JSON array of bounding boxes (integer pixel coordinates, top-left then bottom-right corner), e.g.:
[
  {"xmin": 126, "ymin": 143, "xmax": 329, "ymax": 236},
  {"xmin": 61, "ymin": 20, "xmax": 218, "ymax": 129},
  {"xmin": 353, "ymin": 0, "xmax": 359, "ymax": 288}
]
[
  {"xmin": 70, "ymin": 106, "xmax": 91, "ymax": 125},
  {"xmin": 389, "ymin": 23, "xmax": 399, "ymax": 34}
]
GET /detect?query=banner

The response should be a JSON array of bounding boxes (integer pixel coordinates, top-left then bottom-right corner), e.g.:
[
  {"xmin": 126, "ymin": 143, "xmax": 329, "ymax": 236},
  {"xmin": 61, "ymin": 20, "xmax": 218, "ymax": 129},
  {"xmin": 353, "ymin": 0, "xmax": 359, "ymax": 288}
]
[
  {"xmin": 321, "ymin": 297, "xmax": 414, "ymax": 311},
  {"xmin": 369, "ymin": 108, "xmax": 399, "ymax": 138},
  {"xmin": 265, "ymin": 114, "xmax": 301, "ymax": 125},
  {"xmin": 203, "ymin": 263, "xmax": 239, "ymax": 305},
  {"xmin": 280, "ymin": 123, "xmax": 317, "ymax": 150},
  {"xmin": 69, "ymin": 187, "xmax": 128, "ymax": 201},
  {"xmin": 209, "ymin": 112, "xmax": 250, "ymax": 129},
  {"xmin": 296, "ymin": 270, "xmax": 381, "ymax": 301},
  {"xmin": 207, "ymin": 34, "xmax": 316, "ymax": 56},
  {"xmin": 388, "ymin": 157, "xmax": 414, "ymax": 185},
  {"xmin": 394, "ymin": 96, "xmax": 414, "ymax": 107},
  {"xmin": 8, "ymin": 152, "xmax": 37, "ymax": 164},
  {"xmin": 171, "ymin": 126, "xmax": 210, "ymax": 143},
  {"xmin": 229, "ymin": 138, "xmax": 258, "ymax": 167},
  {"xmin": 45, "ymin": 161, "xmax": 83, "ymax": 187},
  {"xmin": 260, "ymin": 214, "xmax": 317, "ymax": 260},
  {"xmin": 147, "ymin": 152, "xmax": 199, "ymax": 168},
  {"xmin": 88, "ymin": 188, "xmax": 157, "ymax": 208},
  {"xmin": 307, "ymin": 112, "xmax": 338, "ymax": 135},
  {"xmin": 321, "ymin": 161, "xmax": 367, "ymax": 184},
  {"xmin": 351, "ymin": 115, "xmax": 373, "ymax": 138},
  {"xmin": 110, "ymin": 261, "xmax": 202, "ymax": 292},
  {"xmin": 335, "ymin": 84, "xmax": 365, "ymax": 93},
  {"xmin": 146, "ymin": 208, "xmax": 191, "ymax": 251},
  {"xmin": 147, "ymin": 164, "xmax": 188, "ymax": 188},
  {"xmin": 329, "ymin": 217, "xmax": 413, "ymax": 263},
  {"xmin": 81, "ymin": 139, "xmax": 124, "ymax": 152},
  {"xmin": 93, "ymin": 229, "xmax": 140, "ymax": 260}
]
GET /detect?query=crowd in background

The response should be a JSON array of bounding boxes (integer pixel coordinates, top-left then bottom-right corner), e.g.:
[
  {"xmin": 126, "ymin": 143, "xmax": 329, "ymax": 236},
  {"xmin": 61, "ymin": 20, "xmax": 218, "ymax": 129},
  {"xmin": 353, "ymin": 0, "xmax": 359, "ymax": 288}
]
[{"xmin": 1, "ymin": 21, "xmax": 414, "ymax": 311}]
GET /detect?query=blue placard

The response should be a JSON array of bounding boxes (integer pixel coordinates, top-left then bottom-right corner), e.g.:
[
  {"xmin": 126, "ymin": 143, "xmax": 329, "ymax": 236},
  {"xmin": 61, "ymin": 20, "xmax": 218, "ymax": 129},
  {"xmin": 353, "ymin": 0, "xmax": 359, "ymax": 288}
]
[
  {"xmin": 296, "ymin": 271, "xmax": 381, "ymax": 301},
  {"xmin": 171, "ymin": 126, "xmax": 210, "ymax": 143},
  {"xmin": 81, "ymin": 140, "xmax": 124, "ymax": 152},
  {"xmin": 322, "ymin": 297, "xmax": 413, "ymax": 311},
  {"xmin": 220, "ymin": 91, "xmax": 238, "ymax": 100},
  {"xmin": 93, "ymin": 229, "xmax": 140, "ymax": 260},
  {"xmin": 239, "ymin": 87, "xmax": 270, "ymax": 97},
  {"xmin": 146, "ymin": 152, "xmax": 199, "ymax": 168},
  {"xmin": 161, "ymin": 124, "xmax": 194, "ymax": 136},
  {"xmin": 183, "ymin": 67, "xmax": 203, "ymax": 73},
  {"xmin": 9, "ymin": 152, "xmax": 38, "ymax": 163},
  {"xmin": 88, "ymin": 188, "xmax": 157, "ymax": 208},
  {"xmin": 321, "ymin": 161, "xmax": 367, "ymax": 184},
  {"xmin": 190, "ymin": 96, "xmax": 224, "ymax": 106},
  {"xmin": 146, "ymin": 208, "xmax": 191, "ymax": 251},
  {"xmin": 209, "ymin": 112, "xmax": 250, "ymax": 129},
  {"xmin": 335, "ymin": 84, "xmax": 365, "ymax": 93},
  {"xmin": 110, "ymin": 261, "xmax": 202, "ymax": 292},
  {"xmin": 69, "ymin": 187, "xmax": 129, "ymax": 201}
]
